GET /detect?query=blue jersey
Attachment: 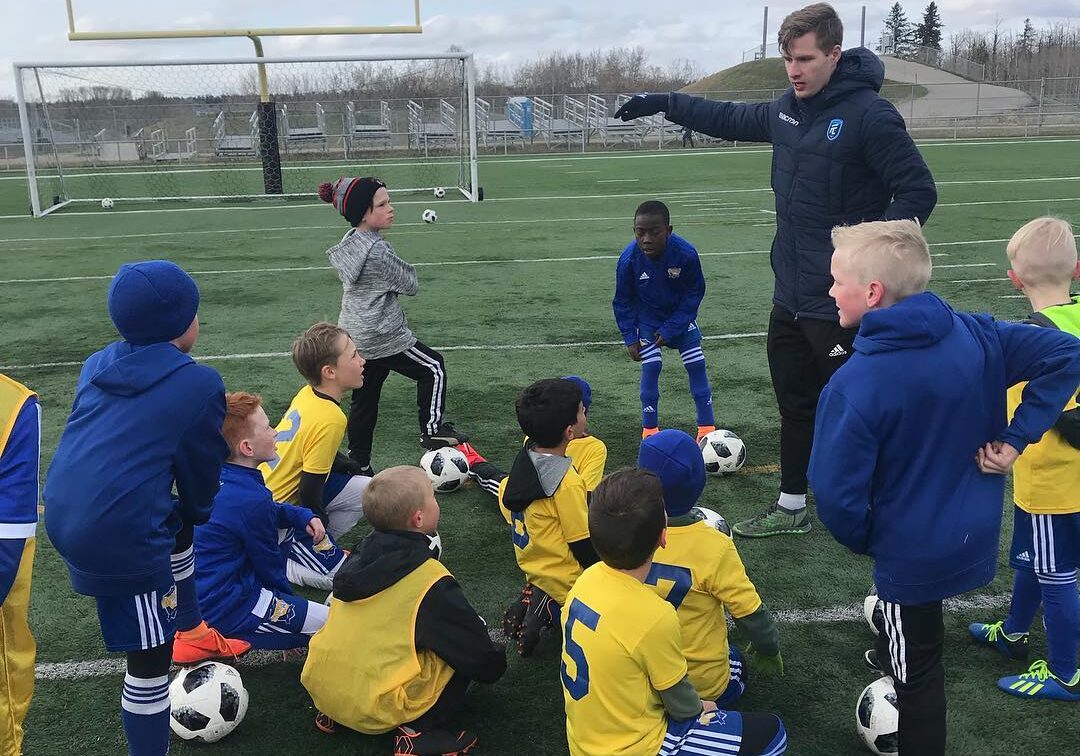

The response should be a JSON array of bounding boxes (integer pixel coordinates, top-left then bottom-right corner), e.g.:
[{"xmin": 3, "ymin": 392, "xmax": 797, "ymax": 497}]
[
  {"xmin": 194, "ymin": 463, "xmax": 315, "ymax": 634},
  {"xmin": 44, "ymin": 341, "xmax": 228, "ymax": 596},
  {"xmin": 612, "ymin": 233, "xmax": 706, "ymax": 345}
]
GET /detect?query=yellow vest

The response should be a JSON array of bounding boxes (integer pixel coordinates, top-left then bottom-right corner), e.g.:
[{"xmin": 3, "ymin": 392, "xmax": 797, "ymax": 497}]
[
  {"xmin": 301, "ymin": 558, "xmax": 455, "ymax": 734},
  {"xmin": 0, "ymin": 374, "xmax": 36, "ymax": 461}
]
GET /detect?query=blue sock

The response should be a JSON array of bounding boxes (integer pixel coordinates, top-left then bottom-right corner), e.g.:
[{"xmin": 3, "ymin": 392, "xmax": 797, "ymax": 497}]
[
  {"xmin": 1038, "ymin": 570, "xmax": 1079, "ymax": 680},
  {"xmin": 121, "ymin": 673, "xmax": 171, "ymax": 756},
  {"xmin": 172, "ymin": 526, "xmax": 201, "ymax": 632},
  {"xmin": 1004, "ymin": 568, "xmax": 1041, "ymax": 636},
  {"xmin": 680, "ymin": 345, "xmax": 715, "ymax": 426},
  {"xmin": 640, "ymin": 343, "xmax": 662, "ymax": 429}
]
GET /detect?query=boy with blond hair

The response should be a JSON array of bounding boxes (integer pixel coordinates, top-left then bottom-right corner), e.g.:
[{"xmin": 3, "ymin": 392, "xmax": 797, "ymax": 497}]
[
  {"xmin": 302, "ymin": 466, "xmax": 505, "ymax": 756},
  {"xmin": 561, "ymin": 468, "xmax": 787, "ymax": 756},
  {"xmin": 809, "ymin": 220, "xmax": 1080, "ymax": 754},
  {"xmin": 261, "ymin": 322, "xmax": 370, "ymax": 545},
  {"xmin": 969, "ymin": 217, "xmax": 1080, "ymax": 702},
  {"xmin": 638, "ymin": 430, "xmax": 782, "ymax": 707},
  {"xmin": 194, "ymin": 392, "xmax": 331, "ymax": 650}
]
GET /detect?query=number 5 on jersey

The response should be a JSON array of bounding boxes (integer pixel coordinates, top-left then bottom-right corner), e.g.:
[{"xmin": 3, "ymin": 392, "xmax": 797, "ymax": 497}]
[{"xmin": 561, "ymin": 598, "xmax": 601, "ymax": 700}]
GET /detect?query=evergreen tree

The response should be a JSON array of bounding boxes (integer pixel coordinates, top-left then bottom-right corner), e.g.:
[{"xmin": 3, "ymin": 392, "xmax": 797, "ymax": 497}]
[
  {"xmin": 882, "ymin": 3, "xmax": 915, "ymax": 56},
  {"xmin": 1019, "ymin": 18, "xmax": 1036, "ymax": 55},
  {"xmin": 915, "ymin": 2, "xmax": 944, "ymax": 50}
]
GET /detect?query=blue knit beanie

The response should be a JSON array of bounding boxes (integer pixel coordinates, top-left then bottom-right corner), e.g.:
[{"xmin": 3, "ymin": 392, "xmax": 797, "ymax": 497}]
[
  {"xmin": 637, "ymin": 429, "xmax": 705, "ymax": 517},
  {"xmin": 107, "ymin": 260, "xmax": 200, "ymax": 344},
  {"xmin": 561, "ymin": 376, "xmax": 591, "ymax": 412}
]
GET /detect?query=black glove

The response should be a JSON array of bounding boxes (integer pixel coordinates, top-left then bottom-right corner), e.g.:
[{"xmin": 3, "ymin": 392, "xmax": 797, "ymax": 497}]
[{"xmin": 614, "ymin": 93, "xmax": 669, "ymax": 121}]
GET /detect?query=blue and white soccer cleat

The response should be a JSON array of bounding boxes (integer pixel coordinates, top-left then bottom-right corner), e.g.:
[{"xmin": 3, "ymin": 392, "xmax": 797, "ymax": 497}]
[
  {"xmin": 998, "ymin": 660, "xmax": 1080, "ymax": 702},
  {"xmin": 968, "ymin": 620, "xmax": 1029, "ymax": 661}
]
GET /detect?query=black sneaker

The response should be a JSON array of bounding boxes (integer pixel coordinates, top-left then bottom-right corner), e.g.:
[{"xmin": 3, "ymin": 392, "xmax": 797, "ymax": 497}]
[
  {"xmin": 358, "ymin": 464, "xmax": 374, "ymax": 477},
  {"xmin": 421, "ymin": 422, "xmax": 469, "ymax": 450},
  {"xmin": 394, "ymin": 726, "xmax": 478, "ymax": 756},
  {"xmin": 864, "ymin": 649, "xmax": 887, "ymax": 676},
  {"xmin": 519, "ymin": 585, "xmax": 558, "ymax": 657}
]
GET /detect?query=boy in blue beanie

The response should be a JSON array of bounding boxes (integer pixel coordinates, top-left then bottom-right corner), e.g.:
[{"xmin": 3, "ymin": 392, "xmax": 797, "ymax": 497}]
[
  {"xmin": 45, "ymin": 260, "xmax": 249, "ymax": 756},
  {"xmin": 638, "ymin": 430, "xmax": 782, "ymax": 706},
  {"xmin": 613, "ymin": 201, "xmax": 717, "ymax": 442},
  {"xmin": 809, "ymin": 220, "xmax": 1080, "ymax": 754}
]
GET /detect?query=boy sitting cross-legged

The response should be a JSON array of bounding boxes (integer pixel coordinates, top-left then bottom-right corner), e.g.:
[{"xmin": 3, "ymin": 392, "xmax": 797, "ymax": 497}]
[
  {"xmin": 261, "ymin": 322, "xmax": 370, "ymax": 573},
  {"xmin": 969, "ymin": 217, "xmax": 1080, "ymax": 702},
  {"xmin": 561, "ymin": 467, "xmax": 787, "ymax": 756},
  {"xmin": 638, "ymin": 430, "xmax": 782, "ymax": 707},
  {"xmin": 301, "ymin": 466, "xmax": 506, "ymax": 756},
  {"xmin": 193, "ymin": 391, "xmax": 332, "ymax": 650}
]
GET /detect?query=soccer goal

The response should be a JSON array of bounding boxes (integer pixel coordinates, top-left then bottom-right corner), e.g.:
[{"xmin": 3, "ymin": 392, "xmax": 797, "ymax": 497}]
[{"xmin": 14, "ymin": 52, "xmax": 480, "ymax": 216}]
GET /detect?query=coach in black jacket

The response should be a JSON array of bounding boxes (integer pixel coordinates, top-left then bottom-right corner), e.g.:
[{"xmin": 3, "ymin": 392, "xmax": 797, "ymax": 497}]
[{"xmin": 616, "ymin": 3, "xmax": 936, "ymax": 539}]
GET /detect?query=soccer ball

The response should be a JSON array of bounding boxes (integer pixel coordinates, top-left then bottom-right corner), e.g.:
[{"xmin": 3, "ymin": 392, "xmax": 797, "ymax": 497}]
[
  {"xmin": 864, "ymin": 587, "xmax": 885, "ymax": 637},
  {"xmin": 426, "ymin": 531, "xmax": 443, "ymax": 560},
  {"xmin": 433, "ymin": 187, "xmax": 446, "ymax": 198},
  {"xmin": 169, "ymin": 661, "xmax": 248, "ymax": 743},
  {"xmin": 422, "ymin": 209, "xmax": 438, "ymax": 224},
  {"xmin": 100, "ymin": 198, "xmax": 114, "ymax": 209},
  {"xmin": 692, "ymin": 506, "xmax": 731, "ymax": 536},
  {"xmin": 698, "ymin": 430, "xmax": 747, "ymax": 475},
  {"xmin": 420, "ymin": 447, "xmax": 469, "ymax": 492},
  {"xmin": 856, "ymin": 677, "xmax": 899, "ymax": 755}
]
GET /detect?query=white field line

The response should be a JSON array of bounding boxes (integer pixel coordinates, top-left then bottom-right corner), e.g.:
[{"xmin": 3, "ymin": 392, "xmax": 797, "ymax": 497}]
[
  {"xmin": 0, "ymin": 332, "xmax": 769, "ymax": 372},
  {"xmin": 938, "ymin": 196, "xmax": 1080, "ymax": 208},
  {"xmin": 933, "ymin": 263, "xmax": 997, "ymax": 269},
  {"xmin": 35, "ymin": 591, "xmax": 1010, "ymax": 681},
  {"xmin": 941, "ymin": 278, "xmax": 1009, "ymax": 283}
]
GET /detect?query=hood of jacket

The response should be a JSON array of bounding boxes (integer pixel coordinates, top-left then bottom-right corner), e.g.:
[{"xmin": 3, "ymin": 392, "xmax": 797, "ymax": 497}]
[
  {"xmin": 88, "ymin": 341, "xmax": 195, "ymax": 397},
  {"xmin": 854, "ymin": 291, "xmax": 955, "ymax": 356},
  {"xmin": 500, "ymin": 444, "xmax": 573, "ymax": 513},
  {"xmin": 825, "ymin": 47, "xmax": 884, "ymax": 100},
  {"xmin": 332, "ymin": 528, "xmax": 435, "ymax": 602}
]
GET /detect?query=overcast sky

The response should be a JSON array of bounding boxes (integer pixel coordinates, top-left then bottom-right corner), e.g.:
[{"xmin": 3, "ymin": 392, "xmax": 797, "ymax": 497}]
[{"xmin": 1, "ymin": 1, "xmax": 1076, "ymax": 96}]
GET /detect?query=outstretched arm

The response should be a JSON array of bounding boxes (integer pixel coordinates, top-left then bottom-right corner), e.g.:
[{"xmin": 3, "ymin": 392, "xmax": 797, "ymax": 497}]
[{"xmin": 615, "ymin": 93, "xmax": 772, "ymax": 143}]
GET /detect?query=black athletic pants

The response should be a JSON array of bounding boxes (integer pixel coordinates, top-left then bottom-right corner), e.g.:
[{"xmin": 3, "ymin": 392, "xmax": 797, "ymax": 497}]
[
  {"xmin": 766, "ymin": 305, "xmax": 856, "ymax": 495},
  {"xmin": 875, "ymin": 600, "xmax": 947, "ymax": 756},
  {"xmin": 347, "ymin": 340, "xmax": 447, "ymax": 466},
  {"xmin": 406, "ymin": 673, "xmax": 471, "ymax": 732}
]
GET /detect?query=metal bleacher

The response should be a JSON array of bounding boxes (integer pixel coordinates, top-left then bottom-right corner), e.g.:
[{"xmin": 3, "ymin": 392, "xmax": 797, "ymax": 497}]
[
  {"xmin": 150, "ymin": 126, "xmax": 197, "ymax": 162},
  {"xmin": 532, "ymin": 96, "xmax": 584, "ymax": 147},
  {"xmin": 407, "ymin": 99, "xmax": 458, "ymax": 152},
  {"xmin": 213, "ymin": 111, "xmax": 259, "ymax": 157},
  {"xmin": 281, "ymin": 103, "xmax": 327, "ymax": 149},
  {"xmin": 477, "ymin": 97, "xmax": 525, "ymax": 150},
  {"xmin": 346, "ymin": 100, "xmax": 392, "ymax": 148}
]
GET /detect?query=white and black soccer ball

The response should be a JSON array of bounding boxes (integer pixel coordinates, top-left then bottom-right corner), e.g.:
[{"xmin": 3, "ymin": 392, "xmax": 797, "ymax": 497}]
[
  {"xmin": 433, "ymin": 187, "xmax": 446, "ymax": 198},
  {"xmin": 420, "ymin": 447, "xmax": 469, "ymax": 492},
  {"xmin": 426, "ymin": 530, "xmax": 443, "ymax": 561},
  {"xmin": 856, "ymin": 677, "xmax": 899, "ymax": 755},
  {"xmin": 169, "ymin": 661, "xmax": 248, "ymax": 743},
  {"xmin": 864, "ymin": 587, "xmax": 885, "ymax": 637},
  {"xmin": 692, "ymin": 506, "xmax": 731, "ymax": 536},
  {"xmin": 698, "ymin": 429, "xmax": 747, "ymax": 476},
  {"xmin": 100, "ymin": 197, "xmax": 114, "ymax": 209},
  {"xmin": 422, "ymin": 208, "xmax": 438, "ymax": 224}
]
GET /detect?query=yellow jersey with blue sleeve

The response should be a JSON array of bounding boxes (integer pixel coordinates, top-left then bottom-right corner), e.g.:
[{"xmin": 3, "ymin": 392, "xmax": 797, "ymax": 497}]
[
  {"xmin": 567, "ymin": 435, "xmax": 608, "ymax": 492},
  {"xmin": 498, "ymin": 449, "xmax": 590, "ymax": 605},
  {"xmin": 1008, "ymin": 298, "xmax": 1080, "ymax": 515},
  {"xmin": 260, "ymin": 385, "xmax": 346, "ymax": 505},
  {"xmin": 562, "ymin": 562, "xmax": 687, "ymax": 756},
  {"xmin": 645, "ymin": 521, "xmax": 762, "ymax": 699}
]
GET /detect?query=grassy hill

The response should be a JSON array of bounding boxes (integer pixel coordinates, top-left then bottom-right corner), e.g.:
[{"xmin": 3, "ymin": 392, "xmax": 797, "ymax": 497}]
[{"xmin": 681, "ymin": 57, "xmax": 927, "ymax": 103}]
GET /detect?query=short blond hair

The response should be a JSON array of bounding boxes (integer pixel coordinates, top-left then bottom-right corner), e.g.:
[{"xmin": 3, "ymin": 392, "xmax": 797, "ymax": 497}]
[
  {"xmin": 1006, "ymin": 217, "xmax": 1077, "ymax": 287},
  {"xmin": 831, "ymin": 219, "xmax": 932, "ymax": 301},
  {"xmin": 292, "ymin": 321, "xmax": 349, "ymax": 385},
  {"xmin": 363, "ymin": 466, "xmax": 430, "ymax": 530}
]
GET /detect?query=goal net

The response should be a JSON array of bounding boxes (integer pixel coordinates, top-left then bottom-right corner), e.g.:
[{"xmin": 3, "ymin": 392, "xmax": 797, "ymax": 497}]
[{"xmin": 14, "ymin": 53, "xmax": 479, "ymax": 216}]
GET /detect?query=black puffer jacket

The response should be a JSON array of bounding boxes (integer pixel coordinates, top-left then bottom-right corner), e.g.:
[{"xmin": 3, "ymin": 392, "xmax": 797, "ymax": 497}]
[{"xmin": 665, "ymin": 48, "xmax": 938, "ymax": 320}]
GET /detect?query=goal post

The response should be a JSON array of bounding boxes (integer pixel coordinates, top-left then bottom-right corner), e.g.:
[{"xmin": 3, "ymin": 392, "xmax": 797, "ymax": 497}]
[{"xmin": 14, "ymin": 52, "xmax": 480, "ymax": 216}]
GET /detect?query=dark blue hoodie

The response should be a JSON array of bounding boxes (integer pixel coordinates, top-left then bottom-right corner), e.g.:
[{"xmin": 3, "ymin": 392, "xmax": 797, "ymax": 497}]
[
  {"xmin": 665, "ymin": 48, "xmax": 937, "ymax": 320},
  {"xmin": 808, "ymin": 292, "xmax": 1080, "ymax": 604},
  {"xmin": 45, "ymin": 341, "xmax": 228, "ymax": 596}
]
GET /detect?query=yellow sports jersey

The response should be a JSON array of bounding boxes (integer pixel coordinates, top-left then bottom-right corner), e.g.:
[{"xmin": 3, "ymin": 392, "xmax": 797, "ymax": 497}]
[
  {"xmin": 1009, "ymin": 299, "xmax": 1080, "ymax": 515},
  {"xmin": 567, "ymin": 436, "xmax": 607, "ymax": 492},
  {"xmin": 260, "ymin": 385, "xmax": 347, "ymax": 505},
  {"xmin": 498, "ymin": 465, "xmax": 589, "ymax": 605},
  {"xmin": 301, "ymin": 558, "xmax": 455, "ymax": 734},
  {"xmin": 646, "ymin": 522, "xmax": 762, "ymax": 699},
  {"xmin": 561, "ymin": 563, "xmax": 687, "ymax": 756}
]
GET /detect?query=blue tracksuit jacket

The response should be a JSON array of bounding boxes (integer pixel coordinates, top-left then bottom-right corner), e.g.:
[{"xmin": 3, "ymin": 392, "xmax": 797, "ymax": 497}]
[
  {"xmin": 194, "ymin": 463, "xmax": 315, "ymax": 634},
  {"xmin": 613, "ymin": 232, "xmax": 706, "ymax": 346},
  {"xmin": 809, "ymin": 292, "xmax": 1080, "ymax": 604},
  {"xmin": 45, "ymin": 342, "xmax": 228, "ymax": 596}
]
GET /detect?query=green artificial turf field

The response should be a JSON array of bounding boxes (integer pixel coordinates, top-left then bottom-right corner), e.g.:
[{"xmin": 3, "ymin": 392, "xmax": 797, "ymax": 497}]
[{"xmin": 2, "ymin": 137, "xmax": 1079, "ymax": 755}]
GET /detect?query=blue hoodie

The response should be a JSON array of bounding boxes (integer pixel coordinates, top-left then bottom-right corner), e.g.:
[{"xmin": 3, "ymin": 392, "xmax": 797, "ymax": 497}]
[
  {"xmin": 44, "ymin": 341, "xmax": 228, "ymax": 596},
  {"xmin": 194, "ymin": 463, "xmax": 315, "ymax": 634},
  {"xmin": 809, "ymin": 292, "xmax": 1080, "ymax": 604},
  {"xmin": 613, "ymin": 232, "xmax": 706, "ymax": 345}
]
